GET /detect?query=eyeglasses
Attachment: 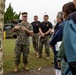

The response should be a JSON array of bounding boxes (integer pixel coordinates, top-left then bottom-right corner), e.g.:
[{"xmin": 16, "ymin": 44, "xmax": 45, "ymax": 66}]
[{"xmin": 23, "ymin": 16, "xmax": 27, "ymax": 17}]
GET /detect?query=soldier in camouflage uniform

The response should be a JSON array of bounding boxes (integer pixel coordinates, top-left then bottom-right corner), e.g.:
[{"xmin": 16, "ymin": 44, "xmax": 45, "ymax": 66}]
[
  {"xmin": 0, "ymin": 0, "xmax": 5, "ymax": 74},
  {"xmin": 38, "ymin": 15, "xmax": 53, "ymax": 59},
  {"xmin": 12, "ymin": 12, "xmax": 33, "ymax": 72},
  {"xmin": 31, "ymin": 15, "xmax": 41, "ymax": 56}
]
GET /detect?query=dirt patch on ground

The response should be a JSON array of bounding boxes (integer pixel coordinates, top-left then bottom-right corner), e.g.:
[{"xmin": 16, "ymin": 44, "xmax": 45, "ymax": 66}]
[{"xmin": 4, "ymin": 66, "xmax": 54, "ymax": 75}]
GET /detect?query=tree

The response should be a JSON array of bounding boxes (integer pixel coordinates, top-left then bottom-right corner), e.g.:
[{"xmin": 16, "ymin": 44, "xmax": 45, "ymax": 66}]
[{"xmin": 4, "ymin": 3, "xmax": 20, "ymax": 23}]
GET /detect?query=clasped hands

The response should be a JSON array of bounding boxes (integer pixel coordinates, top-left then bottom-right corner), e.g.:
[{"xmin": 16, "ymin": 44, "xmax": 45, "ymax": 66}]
[
  {"xmin": 41, "ymin": 33, "xmax": 46, "ymax": 37},
  {"xmin": 14, "ymin": 26, "xmax": 26, "ymax": 30},
  {"xmin": 14, "ymin": 25, "xmax": 33, "ymax": 35}
]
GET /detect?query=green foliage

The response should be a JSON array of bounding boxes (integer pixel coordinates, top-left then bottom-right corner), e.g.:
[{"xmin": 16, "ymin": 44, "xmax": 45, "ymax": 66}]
[{"xmin": 4, "ymin": 3, "xmax": 20, "ymax": 23}]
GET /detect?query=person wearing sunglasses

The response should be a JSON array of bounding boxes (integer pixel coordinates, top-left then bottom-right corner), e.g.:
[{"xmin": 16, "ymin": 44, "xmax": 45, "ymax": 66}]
[{"xmin": 12, "ymin": 12, "xmax": 33, "ymax": 72}]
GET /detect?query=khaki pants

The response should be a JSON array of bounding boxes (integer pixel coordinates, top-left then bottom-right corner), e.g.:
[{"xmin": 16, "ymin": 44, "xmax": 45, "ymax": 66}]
[
  {"xmin": 32, "ymin": 34, "xmax": 39, "ymax": 52},
  {"xmin": 38, "ymin": 36, "xmax": 50, "ymax": 57}
]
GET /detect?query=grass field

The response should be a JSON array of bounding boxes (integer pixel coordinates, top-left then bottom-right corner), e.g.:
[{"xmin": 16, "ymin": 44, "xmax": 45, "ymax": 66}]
[{"xmin": 3, "ymin": 38, "xmax": 54, "ymax": 72}]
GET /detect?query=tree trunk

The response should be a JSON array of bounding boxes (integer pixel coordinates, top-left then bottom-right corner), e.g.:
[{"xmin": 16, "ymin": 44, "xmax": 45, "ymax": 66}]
[{"xmin": 0, "ymin": 0, "xmax": 5, "ymax": 74}]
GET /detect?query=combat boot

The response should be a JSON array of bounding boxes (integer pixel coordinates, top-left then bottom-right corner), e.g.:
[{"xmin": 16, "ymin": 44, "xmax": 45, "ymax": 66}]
[
  {"xmin": 14, "ymin": 65, "xmax": 19, "ymax": 73},
  {"xmin": 36, "ymin": 52, "xmax": 39, "ymax": 56},
  {"xmin": 24, "ymin": 65, "xmax": 29, "ymax": 71},
  {"xmin": 46, "ymin": 56, "xmax": 50, "ymax": 60},
  {"xmin": 37, "ymin": 55, "xmax": 42, "ymax": 58}
]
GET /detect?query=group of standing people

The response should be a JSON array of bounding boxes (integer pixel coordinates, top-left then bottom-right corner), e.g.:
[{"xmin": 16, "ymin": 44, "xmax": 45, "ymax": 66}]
[
  {"xmin": 12, "ymin": 12, "xmax": 53, "ymax": 72},
  {"xmin": 50, "ymin": 0, "xmax": 76, "ymax": 75},
  {"xmin": 12, "ymin": 0, "xmax": 76, "ymax": 75},
  {"xmin": 31, "ymin": 15, "xmax": 52, "ymax": 59}
]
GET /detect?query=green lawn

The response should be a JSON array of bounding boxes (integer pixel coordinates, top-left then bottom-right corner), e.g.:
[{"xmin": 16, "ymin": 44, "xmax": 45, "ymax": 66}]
[{"xmin": 3, "ymin": 38, "xmax": 54, "ymax": 72}]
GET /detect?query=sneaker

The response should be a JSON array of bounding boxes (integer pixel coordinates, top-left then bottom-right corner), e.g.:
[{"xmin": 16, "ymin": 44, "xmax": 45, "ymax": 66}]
[
  {"xmin": 14, "ymin": 65, "xmax": 19, "ymax": 73},
  {"xmin": 24, "ymin": 65, "xmax": 29, "ymax": 71}
]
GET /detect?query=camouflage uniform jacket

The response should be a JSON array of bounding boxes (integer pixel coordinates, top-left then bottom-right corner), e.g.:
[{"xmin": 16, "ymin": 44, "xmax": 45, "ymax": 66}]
[{"xmin": 15, "ymin": 21, "xmax": 32, "ymax": 45}]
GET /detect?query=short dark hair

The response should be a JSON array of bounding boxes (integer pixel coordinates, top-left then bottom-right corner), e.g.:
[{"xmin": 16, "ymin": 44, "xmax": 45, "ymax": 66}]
[
  {"xmin": 62, "ymin": 2, "xmax": 76, "ymax": 17},
  {"xmin": 22, "ymin": 12, "xmax": 28, "ymax": 15},
  {"xmin": 34, "ymin": 15, "xmax": 38, "ymax": 18},
  {"xmin": 44, "ymin": 15, "xmax": 49, "ymax": 18}
]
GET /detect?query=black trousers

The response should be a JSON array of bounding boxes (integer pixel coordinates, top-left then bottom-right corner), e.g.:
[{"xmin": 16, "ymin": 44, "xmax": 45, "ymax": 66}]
[{"xmin": 68, "ymin": 62, "xmax": 76, "ymax": 75}]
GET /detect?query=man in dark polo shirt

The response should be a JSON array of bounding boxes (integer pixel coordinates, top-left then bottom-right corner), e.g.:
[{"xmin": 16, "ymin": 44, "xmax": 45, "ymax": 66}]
[
  {"xmin": 31, "ymin": 15, "xmax": 41, "ymax": 56},
  {"xmin": 38, "ymin": 15, "xmax": 53, "ymax": 59}
]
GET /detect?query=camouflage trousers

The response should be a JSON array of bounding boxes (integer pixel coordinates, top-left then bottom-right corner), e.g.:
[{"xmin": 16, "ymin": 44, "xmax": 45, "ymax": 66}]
[
  {"xmin": 38, "ymin": 36, "xmax": 50, "ymax": 57},
  {"xmin": 32, "ymin": 34, "xmax": 39, "ymax": 52},
  {"xmin": 14, "ymin": 44, "xmax": 29, "ymax": 65}
]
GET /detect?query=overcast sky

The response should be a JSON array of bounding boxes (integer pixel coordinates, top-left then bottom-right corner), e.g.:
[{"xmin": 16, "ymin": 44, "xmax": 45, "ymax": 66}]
[{"xmin": 5, "ymin": 0, "xmax": 72, "ymax": 24}]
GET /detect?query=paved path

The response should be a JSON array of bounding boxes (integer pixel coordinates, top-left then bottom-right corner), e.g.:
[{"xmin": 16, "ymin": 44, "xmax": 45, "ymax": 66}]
[{"xmin": 4, "ymin": 66, "xmax": 54, "ymax": 75}]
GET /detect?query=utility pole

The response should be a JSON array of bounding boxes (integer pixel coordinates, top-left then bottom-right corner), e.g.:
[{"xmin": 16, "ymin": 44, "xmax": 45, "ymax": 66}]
[{"xmin": 0, "ymin": 0, "xmax": 5, "ymax": 74}]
